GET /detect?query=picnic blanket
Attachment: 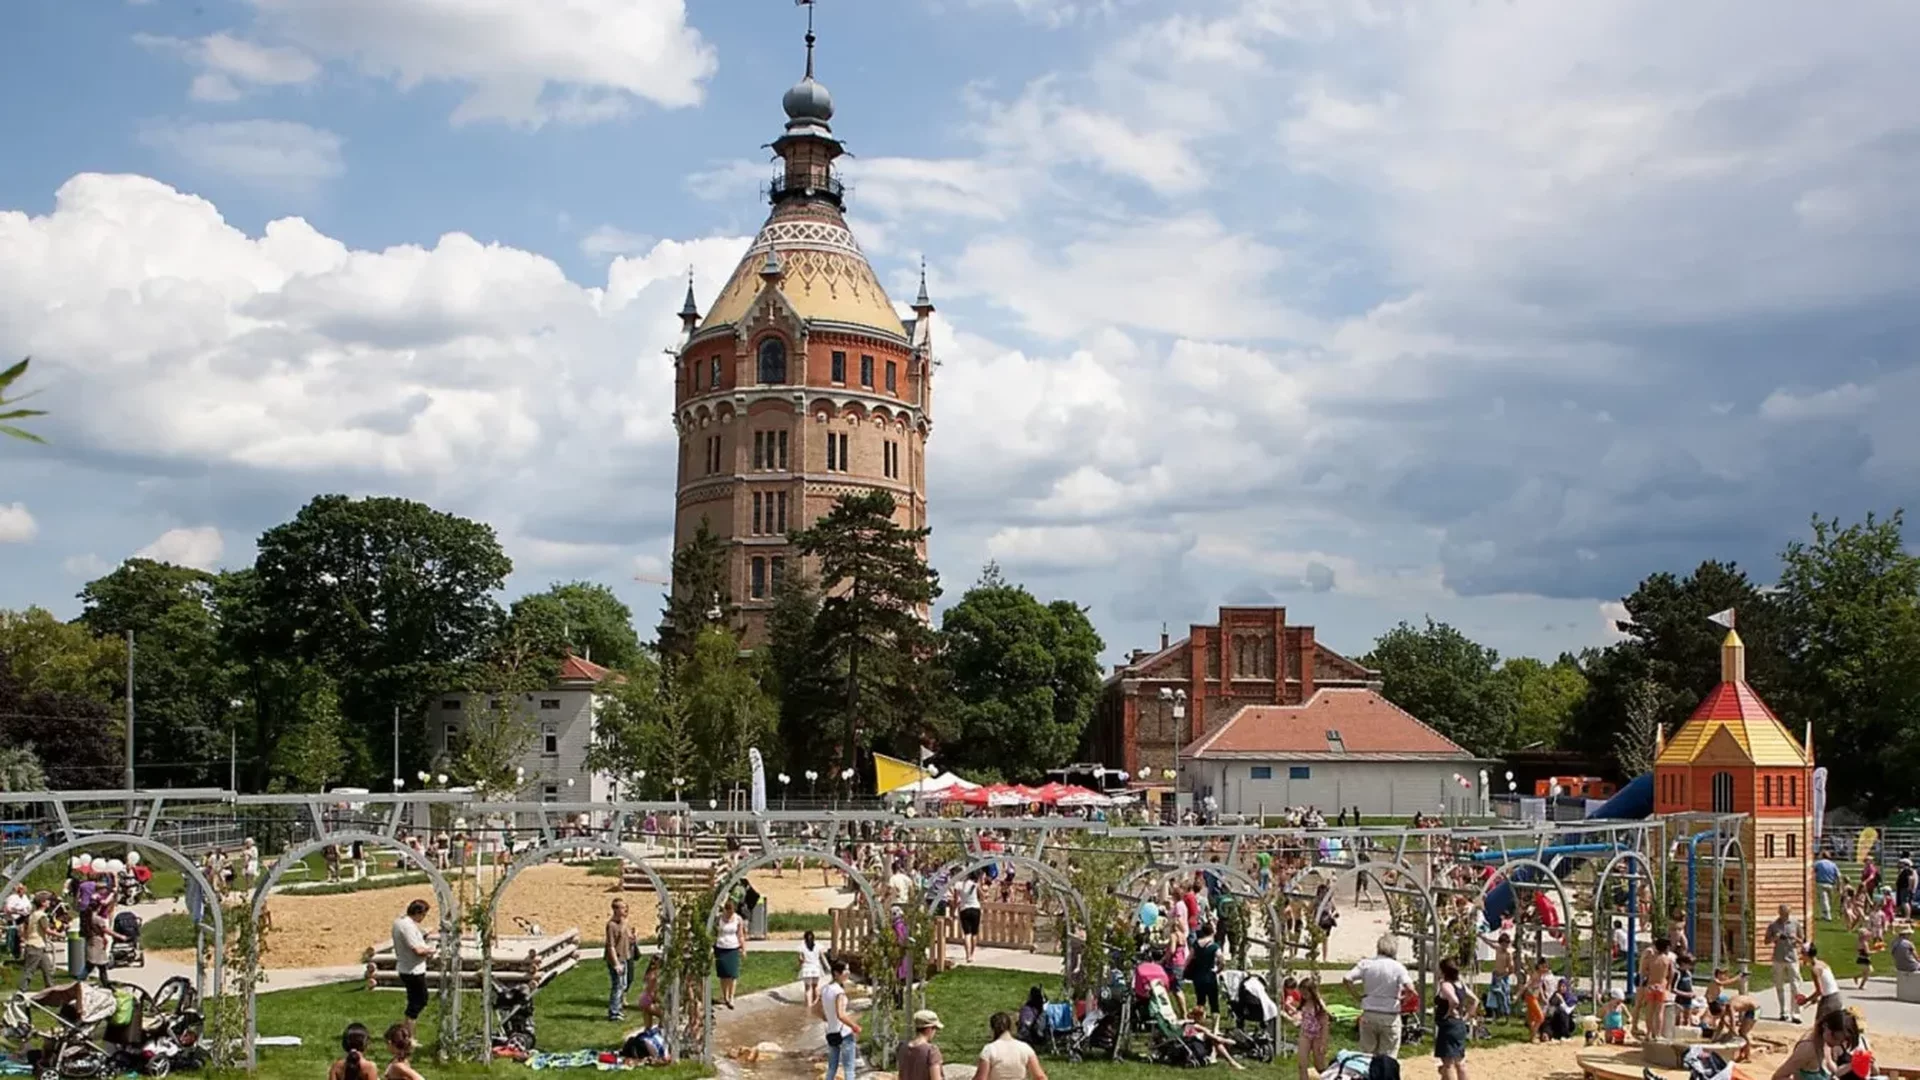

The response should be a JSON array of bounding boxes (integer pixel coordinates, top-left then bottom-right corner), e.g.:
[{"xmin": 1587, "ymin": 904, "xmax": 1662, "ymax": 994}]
[{"xmin": 526, "ymin": 1050, "xmax": 632, "ymax": 1071}]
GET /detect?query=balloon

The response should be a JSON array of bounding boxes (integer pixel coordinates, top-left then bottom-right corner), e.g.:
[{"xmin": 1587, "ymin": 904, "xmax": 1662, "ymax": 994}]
[
  {"xmin": 1852, "ymin": 1050, "xmax": 1872, "ymax": 1078},
  {"xmin": 69, "ymin": 856, "xmax": 82, "ymax": 870},
  {"xmin": 77, "ymin": 854, "xmax": 93, "ymax": 868},
  {"xmin": 126, "ymin": 851, "xmax": 140, "ymax": 866},
  {"xmin": 106, "ymin": 860, "xmax": 125, "ymax": 874}
]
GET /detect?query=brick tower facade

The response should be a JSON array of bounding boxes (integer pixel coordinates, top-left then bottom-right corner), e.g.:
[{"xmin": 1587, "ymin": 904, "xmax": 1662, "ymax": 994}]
[{"xmin": 670, "ymin": 24, "xmax": 932, "ymax": 645}]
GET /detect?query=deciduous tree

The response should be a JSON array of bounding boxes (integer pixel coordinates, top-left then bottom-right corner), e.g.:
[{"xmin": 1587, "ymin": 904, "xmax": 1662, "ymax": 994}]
[
  {"xmin": 1492, "ymin": 655, "xmax": 1588, "ymax": 751},
  {"xmin": 1363, "ymin": 619, "xmax": 1513, "ymax": 756},
  {"xmin": 0, "ymin": 646, "xmax": 119, "ymax": 788},
  {"xmin": 936, "ymin": 563, "xmax": 1104, "ymax": 780},
  {"xmin": 507, "ymin": 581, "xmax": 642, "ymax": 675}
]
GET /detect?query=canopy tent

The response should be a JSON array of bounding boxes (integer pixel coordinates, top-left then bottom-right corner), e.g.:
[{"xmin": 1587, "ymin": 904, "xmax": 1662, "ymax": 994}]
[{"xmin": 881, "ymin": 770, "xmax": 982, "ymax": 797}]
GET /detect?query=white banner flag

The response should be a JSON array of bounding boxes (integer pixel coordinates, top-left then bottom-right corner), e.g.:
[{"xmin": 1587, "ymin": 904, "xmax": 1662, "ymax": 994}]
[
  {"xmin": 1707, "ymin": 607, "xmax": 1736, "ymax": 629},
  {"xmin": 1812, "ymin": 767, "xmax": 1828, "ymax": 841},
  {"xmin": 749, "ymin": 748, "xmax": 768, "ymax": 813}
]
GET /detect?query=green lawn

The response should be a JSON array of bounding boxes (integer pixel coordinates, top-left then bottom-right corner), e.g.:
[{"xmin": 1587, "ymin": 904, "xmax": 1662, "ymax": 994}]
[{"xmin": 915, "ymin": 965, "xmax": 1533, "ymax": 1077}]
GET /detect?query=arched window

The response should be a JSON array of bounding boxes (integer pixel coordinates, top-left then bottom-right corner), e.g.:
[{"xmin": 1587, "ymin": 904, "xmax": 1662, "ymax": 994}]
[
  {"xmin": 757, "ymin": 337, "xmax": 788, "ymax": 384},
  {"xmin": 1711, "ymin": 771, "xmax": 1735, "ymax": 813}
]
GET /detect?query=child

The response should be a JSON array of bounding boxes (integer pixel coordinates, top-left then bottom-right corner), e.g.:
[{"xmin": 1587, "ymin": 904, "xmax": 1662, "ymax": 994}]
[
  {"xmin": 382, "ymin": 1023, "xmax": 423, "ymax": 1080},
  {"xmin": 1285, "ymin": 978, "xmax": 1330, "ymax": 1080},
  {"xmin": 1856, "ymin": 923, "xmax": 1875, "ymax": 989},
  {"xmin": 1597, "ymin": 989, "xmax": 1629, "ymax": 1045},
  {"xmin": 1525, "ymin": 959, "xmax": 1552, "ymax": 1042},
  {"xmin": 1673, "ymin": 953, "xmax": 1698, "ymax": 1026},
  {"xmin": 1280, "ymin": 975, "xmax": 1302, "ymax": 1012},
  {"xmin": 1706, "ymin": 995, "xmax": 1759, "ymax": 1062},
  {"xmin": 1488, "ymin": 932, "xmax": 1515, "ymax": 1018},
  {"xmin": 1183, "ymin": 1007, "xmax": 1247, "ymax": 1070}
]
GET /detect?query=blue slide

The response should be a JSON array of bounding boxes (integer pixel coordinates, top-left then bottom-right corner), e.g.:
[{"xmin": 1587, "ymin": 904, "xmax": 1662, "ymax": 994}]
[{"xmin": 1481, "ymin": 773, "xmax": 1654, "ymax": 925}]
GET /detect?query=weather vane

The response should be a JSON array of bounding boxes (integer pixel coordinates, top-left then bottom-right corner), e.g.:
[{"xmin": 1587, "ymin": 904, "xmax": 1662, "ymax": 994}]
[{"xmin": 795, "ymin": 0, "xmax": 818, "ymax": 78}]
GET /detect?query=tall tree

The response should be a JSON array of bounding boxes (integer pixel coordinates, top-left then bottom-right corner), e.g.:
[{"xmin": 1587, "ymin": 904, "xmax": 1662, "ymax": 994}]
[
  {"xmin": 0, "ymin": 607, "xmax": 123, "ymax": 701},
  {"xmin": 657, "ymin": 519, "xmax": 729, "ymax": 658},
  {"xmin": 1567, "ymin": 561, "xmax": 1782, "ymax": 766},
  {"xmin": 1492, "ymin": 655, "xmax": 1588, "ymax": 751},
  {"xmin": 790, "ymin": 490, "xmax": 940, "ymax": 778},
  {"xmin": 266, "ymin": 670, "xmax": 349, "ymax": 793},
  {"xmin": 0, "ymin": 745, "xmax": 47, "ymax": 792},
  {"xmin": 587, "ymin": 654, "xmax": 695, "ymax": 801},
  {"xmin": 251, "ymin": 494, "xmax": 512, "ymax": 785},
  {"xmin": 0, "ymin": 646, "xmax": 120, "ymax": 788},
  {"xmin": 506, "ymin": 581, "xmax": 643, "ymax": 675},
  {"xmin": 1775, "ymin": 511, "xmax": 1920, "ymax": 813},
  {"xmin": 1363, "ymin": 619, "xmax": 1513, "ymax": 756},
  {"xmin": 762, "ymin": 570, "xmax": 836, "ymax": 773},
  {"xmin": 1615, "ymin": 678, "xmax": 1664, "ymax": 778},
  {"xmin": 79, "ymin": 559, "xmax": 238, "ymax": 788},
  {"xmin": 0, "ymin": 357, "xmax": 45, "ymax": 443},
  {"xmin": 935, "ymin": 562, "xmax": 1105, "ymax": 780},
  {"xmin": 679, "ymin": 626, "xmax": 778, "ymax": 797}
]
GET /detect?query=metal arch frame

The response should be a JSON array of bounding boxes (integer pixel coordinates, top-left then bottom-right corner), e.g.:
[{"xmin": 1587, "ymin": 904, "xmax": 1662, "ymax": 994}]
[
  {"xmin": 244, "ymin": 831, "xmax": 460, "ymax": 1068},
  {"xmin": 1, "ymin": 832, "xmax": 228, "ymax": 1001},
  {"xmin": 1476, "ymin": 856, "xmax": 1577, "ymax": 983},
  {"xmin": 1117, "ymin": 860, "xmax": 1287, "ymax": 991},
  {"xmin": 925, "ymin": 851, "xmax": 1090, "ymax": 983},
  {"xmin": 478, "ymin": 837, "xmax": 680, "ymax": 1061},
  {"xmin": 1588, "ymin": 848, "xmax": 1655, "ymax": 1006},
  {"xmin": 1278, "ymin": 857, "xmax": 1441, "ymax": 997},
  {"xmin": 1711, "ymin": 834, "xmax": 1751, "ymax": 973},
  {"xmin": 702, "ymin": 845, "xmax": 888, "ymax": 1065}
]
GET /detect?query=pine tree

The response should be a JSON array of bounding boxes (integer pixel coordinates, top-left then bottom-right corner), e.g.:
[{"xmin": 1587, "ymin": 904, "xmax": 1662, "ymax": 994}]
[
  {"xmin": 789, "ymin": 490, "xmax": 940, "ymax": 780},
  {"xmin": 657, "ymin": 519, "xmax": 729, "ymax": 658},
  {"xmin": 1615, "ymin": 678, "xmax": 1663, "ymax": 778}
]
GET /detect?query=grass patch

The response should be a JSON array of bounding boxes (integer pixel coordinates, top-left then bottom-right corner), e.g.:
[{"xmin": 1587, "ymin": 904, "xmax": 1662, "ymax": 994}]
[
  {"xmin": 915, "ymin": 964, "xmax": 1533, "ymax": 1076},
  {"xmin": 765, "ymin": 912, "xmax": 832, "ymax": 935}
]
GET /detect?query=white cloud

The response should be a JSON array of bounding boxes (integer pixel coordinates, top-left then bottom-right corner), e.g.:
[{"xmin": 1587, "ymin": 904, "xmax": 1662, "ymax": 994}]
[
  {"xmin": 0, "ymin": 504, "xmax": 37, "ymax": 543},
  {"xmin": 136, "ymin": 32, "xmax": 321, "ymax": 102},
  {"xmin": 580, "ymin": 226, "xmax": 655, "ymax": 260},
  {"xmin": 238, "ymin": 0, "xmax": 717, "ymax": 128},
  {"xmin": 0, "ymin": 172, "xmax": 747, "ymax": 548},
  {"xmin": 137, "ymin": 120, "xmax": 344, "ymax": 193},
  {"xmin": 136, "ymin": 526, "xmax": 226, "ymax": 570},
  {"xmin": 62, "ymin": 554, "xmax": 111, "ymax": 579}
]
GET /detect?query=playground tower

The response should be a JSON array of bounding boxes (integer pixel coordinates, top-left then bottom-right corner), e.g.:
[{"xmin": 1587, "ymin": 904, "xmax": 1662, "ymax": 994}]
[{"xmin": 1652, "ymin": 627, "xmax": 1813, "ymax": 962}]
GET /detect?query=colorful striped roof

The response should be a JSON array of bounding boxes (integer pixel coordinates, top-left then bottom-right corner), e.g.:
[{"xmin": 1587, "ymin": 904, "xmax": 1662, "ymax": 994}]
[{"xmin": 1654, "ymin": 630, "xmax": 1807, "ymax": 768}]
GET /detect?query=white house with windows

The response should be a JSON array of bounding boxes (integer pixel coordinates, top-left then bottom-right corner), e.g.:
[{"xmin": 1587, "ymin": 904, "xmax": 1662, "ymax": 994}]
[
  {"xmin": 430, "ymin": 655, "xmax": 623, "ymax": 804},
  {"xmin": 1180, "ymin": 688, "xmax": 1487, "ymax": 818}
]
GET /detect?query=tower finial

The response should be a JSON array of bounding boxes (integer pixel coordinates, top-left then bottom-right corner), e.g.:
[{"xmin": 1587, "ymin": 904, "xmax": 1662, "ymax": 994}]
[
  {"xmin": 914, "ymin": 255, "xmax": 932, "ymax": 310},
  {"xmin": 802, "ymin": 0, "xmax": 817, "ymax": 79}
]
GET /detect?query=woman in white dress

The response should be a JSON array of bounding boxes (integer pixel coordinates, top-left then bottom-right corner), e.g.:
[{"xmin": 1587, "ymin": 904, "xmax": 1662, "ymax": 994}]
[{"xmin": 797, "ymin": 929, "xmax": 828, "ymax": 1007}]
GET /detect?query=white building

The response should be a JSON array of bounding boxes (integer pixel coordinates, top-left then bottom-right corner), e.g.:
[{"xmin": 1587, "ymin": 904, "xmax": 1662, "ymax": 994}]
[
  {"xmin": 431, "ymin": 655, "xmax": 623, "ymax": 804},
  {"xmin": 1181, "ymin": 688, "xmax": 1487, "ymax": 819}
]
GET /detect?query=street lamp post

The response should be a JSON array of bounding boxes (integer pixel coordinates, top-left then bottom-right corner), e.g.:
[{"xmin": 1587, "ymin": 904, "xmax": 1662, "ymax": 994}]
[
  {"xmin": 1159, "ymin": 687, "xmax": 1187, "ymax": 820},
  {"xmin": 778, "ymin": 772, "xmax": 791, "ymax": 810}
]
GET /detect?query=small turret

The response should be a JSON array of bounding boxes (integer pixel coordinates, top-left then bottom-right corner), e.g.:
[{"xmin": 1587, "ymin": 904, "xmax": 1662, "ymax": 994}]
[{"xmin": 678, "ymin": 271, "xmax": 700, "ymax": 336}]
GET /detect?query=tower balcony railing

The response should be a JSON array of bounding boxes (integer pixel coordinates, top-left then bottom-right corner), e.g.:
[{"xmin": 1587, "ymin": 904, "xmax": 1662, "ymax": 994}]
[{"xmin": 768, "ymin": 172, "xmax": 845, "ymax": 205}]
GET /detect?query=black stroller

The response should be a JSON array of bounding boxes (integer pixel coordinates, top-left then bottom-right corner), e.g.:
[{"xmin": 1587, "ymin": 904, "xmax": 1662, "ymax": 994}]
[
  {"xmin": 110, "ymin": 910, "xmax": 143, "ymax": 968},
  {"xmin": 1220, "ymin": 970, "xmax": 1279, "ymax": 1062},
  {"xmin": 491, "ymin": 981, "xmax": 536, "ymax": 1052}
]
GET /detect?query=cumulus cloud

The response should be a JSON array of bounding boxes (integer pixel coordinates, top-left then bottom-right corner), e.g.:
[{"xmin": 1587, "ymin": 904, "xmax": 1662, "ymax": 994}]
[
  {"xmin": 137, "ymin": 119, "xmax": 344, "ymax": 193},
  {"xmin": 136, "ymin": 526, "xmax": 226, "ymax": 570},
  {"xmin": 229, "ymin": 0, "xmax": 717, "ymax": 128},
  {"xmin": 0, "ymin": 172, "xmax": 750, "ymax": 587},
  {"xmin": 135, "ymin": 32, "xmax": 321, "ymax": 102},
  {"xmin": 0, "ymin": 504, "xmax": 37, "ymax": 543}
]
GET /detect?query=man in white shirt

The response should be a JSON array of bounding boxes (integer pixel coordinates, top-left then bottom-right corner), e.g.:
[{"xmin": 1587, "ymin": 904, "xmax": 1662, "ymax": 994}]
[
  {"xmin": 1344, "ymin": 934, "xmax": 1414, "ymax": 1058},
  {"xmin": 4, "ymin": 884, "xmax": 31, "ymax": 921},
  {"xmin": 392, "ymin": 899, "xmax": 436, "ymax": 1021}
]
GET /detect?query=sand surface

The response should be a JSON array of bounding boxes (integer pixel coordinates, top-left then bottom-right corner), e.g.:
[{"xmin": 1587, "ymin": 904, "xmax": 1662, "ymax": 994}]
[
  {"xmin": 162, "ymin": 862, "xmax": 856, "ymax": 969},
  {"xmin": 1392, "ymin": 1026, "xmax": 1920, "ymax": 1079}
]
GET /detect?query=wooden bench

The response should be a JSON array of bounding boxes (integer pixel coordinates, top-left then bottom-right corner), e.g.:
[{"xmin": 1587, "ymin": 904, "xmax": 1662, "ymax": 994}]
[{"xmin": 1879, "ymin": 1061, "xmax": 1920, "ymax": 1080}]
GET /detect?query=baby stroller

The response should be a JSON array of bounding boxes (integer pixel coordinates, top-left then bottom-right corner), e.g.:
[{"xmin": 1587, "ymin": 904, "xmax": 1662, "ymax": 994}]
[
  {"xmin": 1396, "ymin": 985, "xmax": 1425, "ymax": 1045},
  {"xmin": 490, "ymin": 981, "xmax": 536, "ymax": 1052},
  {"xmin": 1118, "ymin": 957, "xmax": 1171, "ymax": 1058},
  {"xmin": 1220, "ymin": 970, "xmax": 1279, "ymax": 1062},
  {"xmin": 1089, "ymin": 968, "xmax": 1130, "ymax": 1060},
  {"xmin": 111, "ymin": 910, "xmax": 144, "ymax": 968},
  {"xmin": 4, "ymin": 981, "xmax": 131, "ymax": 1079},
  {"xmin": 1142, "ymin": 983, "xmax": 1204, "ymax": 1067}
]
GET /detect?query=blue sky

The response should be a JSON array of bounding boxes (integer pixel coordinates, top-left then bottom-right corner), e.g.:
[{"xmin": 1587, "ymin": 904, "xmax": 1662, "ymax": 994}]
[{"xmin": 4, "ymin": 0, "xmax": 1919, "ymax": 666}]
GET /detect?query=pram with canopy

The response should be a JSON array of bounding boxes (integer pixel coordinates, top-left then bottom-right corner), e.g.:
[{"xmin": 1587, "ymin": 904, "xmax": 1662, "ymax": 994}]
[
  {"xmin": 110, "ymin": 910, "xmax": 143, "ymax": 968},
  {"xmin": 1219, "ymin": 969, "xmax": 1281, "ymax": 1062}
]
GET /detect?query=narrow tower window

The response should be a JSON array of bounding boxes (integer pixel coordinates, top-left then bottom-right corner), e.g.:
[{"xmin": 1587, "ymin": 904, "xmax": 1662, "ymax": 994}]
[
  {"xmin": 777, "ymin": 430, "xmax": 789, "ymax": 470},
  {"xmin": 860, "ymin": 354, "xmax": 874, "ymax": 387},
  {"xmin": 758, "ymin": 338, "xmax": 788, "ymax": 384},
  {"xmin": 886, "ymin": 360, "xmax": 897, "ymax": 392},
  {"xmin": 831, "ymin": 351, "xmax": 846, "ymax": 383},
  {"xmin": 1710, "ymin": 771, "xmax": 1734, "ymax": 813},
  {"xmin": 751, "ymin": 557, "xmax": 767, "ymax": 599},
  {"xmin": 710, "ymin": 357, "xmax": 722, "ymax": 388}
]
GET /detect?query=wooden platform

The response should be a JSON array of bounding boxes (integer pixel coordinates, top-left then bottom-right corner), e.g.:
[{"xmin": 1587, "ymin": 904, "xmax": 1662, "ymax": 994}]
[
  {"xmin": 624, "ymin": 858, "xmax": 717, "ymax": 892},
  {"xmin": 368, "ymin": 930, "xmax": 580, "ymax": 989}
]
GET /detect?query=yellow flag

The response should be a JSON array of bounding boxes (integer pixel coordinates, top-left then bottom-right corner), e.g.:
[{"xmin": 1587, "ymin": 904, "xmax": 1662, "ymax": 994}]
[
  {"xmin": 1856, "ymin": 827, "xmax": 1879, "ymax": 866},
  {"xmin": 873, "ymin": 752, "xmax": 930, "ymax": 795}
]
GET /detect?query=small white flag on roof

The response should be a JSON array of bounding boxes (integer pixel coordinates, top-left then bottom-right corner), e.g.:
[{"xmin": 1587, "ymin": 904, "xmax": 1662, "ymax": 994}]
[{"xmin": 1707, "ymin": 607, "xmax": 1737, "ymax": 629}]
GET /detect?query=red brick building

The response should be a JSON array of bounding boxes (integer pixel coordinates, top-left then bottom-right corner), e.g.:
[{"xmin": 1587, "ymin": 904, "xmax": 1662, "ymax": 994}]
[
  {"xmin": 671, "ymin": 24, "xmax": 932, "ymax": 644},
  {"xmin": 1085, "ymin": 606, "xmax": 1380, "ymax": 783}
]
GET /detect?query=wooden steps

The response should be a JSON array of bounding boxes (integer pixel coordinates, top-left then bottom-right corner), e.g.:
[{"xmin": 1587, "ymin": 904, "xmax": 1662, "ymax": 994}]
[{"xmin": 368, "ymin": 931, "xmax": 579, "ymax": 990}]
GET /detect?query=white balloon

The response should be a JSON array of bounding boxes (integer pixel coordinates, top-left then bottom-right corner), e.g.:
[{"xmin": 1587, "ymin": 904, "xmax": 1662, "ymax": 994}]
[
  {"xmin": 105, "ymin": 860, "xmax": 124, "ymax": 874},
  {"xmin": 77, "ymin": 854, "xmax": 93, "ymax": 867},
  {"xmin": 69, "ymin": 856, "xmax": 82, "ymax": 870},
  {"xmin": 126, "ymin": 850, "xmax": 141, "ymax": 866}
]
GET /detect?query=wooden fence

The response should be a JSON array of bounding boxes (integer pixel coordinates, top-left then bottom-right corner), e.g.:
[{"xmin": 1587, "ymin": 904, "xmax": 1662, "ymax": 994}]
[{"xmin": 829, "ymin": 907, "xmax": 955, "ymax": 974}]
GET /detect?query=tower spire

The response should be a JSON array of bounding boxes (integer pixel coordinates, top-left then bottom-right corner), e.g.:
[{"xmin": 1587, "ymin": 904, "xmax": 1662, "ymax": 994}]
[
  {"xmin": 678, "ymin": 269, "xmax": 699, "ymax": 333},
  {"xmin": 913, "ymin": 256, "xmax": 932, "ymax": 311},
  {"xmin": 802, "ymin": 0, "xmax": 816, "ymax": 80}
]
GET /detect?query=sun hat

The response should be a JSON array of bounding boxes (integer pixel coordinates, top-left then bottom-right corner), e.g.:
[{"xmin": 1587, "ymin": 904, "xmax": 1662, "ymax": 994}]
[{"xmin": 912, "ymin": 1009, "xmax": 944, "ymax": 1030}]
